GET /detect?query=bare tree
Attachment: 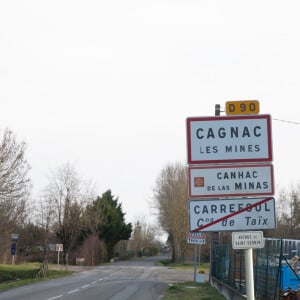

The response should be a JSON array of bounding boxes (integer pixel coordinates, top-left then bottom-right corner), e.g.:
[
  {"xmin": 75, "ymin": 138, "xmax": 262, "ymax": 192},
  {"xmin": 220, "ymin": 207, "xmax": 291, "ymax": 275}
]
[
  {"xmin": 131, "ymin": 220, "xmax": 161, "ymax": 256},
  {"xmin": 273, "ymin": 184, "xmax": 300, "ymax": 239},
  {"xmin": 152, "ymin": 161, "xmax": 190, "ymax": 263},
  {"xmin": 43, "ymin": 162, "xmax": 94, "ymax": 264},
  {"xmin": 33, "ymin": 195, "xmax": 56, "ymax": 261},
  {"xmin": 0, "ymin": 128, "xmax": 31, "ymax": 261}
]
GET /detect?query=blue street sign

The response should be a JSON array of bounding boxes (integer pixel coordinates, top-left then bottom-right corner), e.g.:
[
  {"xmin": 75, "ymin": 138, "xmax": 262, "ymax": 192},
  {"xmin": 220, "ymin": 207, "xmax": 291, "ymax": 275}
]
[{"xmin": 11, "ymin": 243, "xmax": 17, "ymax": 255}]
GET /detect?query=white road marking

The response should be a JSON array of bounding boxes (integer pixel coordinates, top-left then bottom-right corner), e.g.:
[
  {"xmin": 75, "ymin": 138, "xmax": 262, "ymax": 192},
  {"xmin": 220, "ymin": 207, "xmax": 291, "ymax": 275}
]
[
  {"xmin": 67, "ymin": 288, "xmax": 80, "ymax": 294},
  {"xmin": 109, "ymin": 269, "xmax": 125, "ymax": 277},
  {"xmin": 46, "ymin": 268, "xmax": 127, "ymax": 300},
  {"xmin": 47, "ymin": 295, "xmax": 63, "ymax": 300}
]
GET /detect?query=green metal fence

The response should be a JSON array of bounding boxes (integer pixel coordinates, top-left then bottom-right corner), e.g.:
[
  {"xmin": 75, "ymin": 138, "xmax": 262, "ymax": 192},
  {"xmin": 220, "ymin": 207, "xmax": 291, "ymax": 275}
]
[{"xmin": 212, "ymin": 238, "xmax": 300, "ymax": 300}]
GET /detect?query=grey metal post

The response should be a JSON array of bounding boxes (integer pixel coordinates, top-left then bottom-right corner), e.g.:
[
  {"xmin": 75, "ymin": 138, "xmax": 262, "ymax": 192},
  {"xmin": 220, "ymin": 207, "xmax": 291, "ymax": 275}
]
[
  {"xmin": 209, "ymin": 104, "xmax": 221, "ymax": 282},
  {"xmin": 194, "ymin": 244, "xmax": 197, "ymax": 282}
]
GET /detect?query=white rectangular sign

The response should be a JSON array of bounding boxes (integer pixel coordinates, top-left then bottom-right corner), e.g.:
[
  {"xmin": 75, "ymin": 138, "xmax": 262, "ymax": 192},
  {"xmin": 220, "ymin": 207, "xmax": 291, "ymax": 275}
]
[
  {"xmin": 186, "ymin": 232, "xmax": 206, "ymax": 244},
  {"xmin": 188, "ymin": 232, "xmax": 206, "ymax": 239},
  {"xmin": 189, "ymin": 164, "xmax": 274, "ymax": 198},
  {"xmin": 186, "ymin": 115, "xmax": 272, "ymax": 164},
  {"xmin": 56, "ymin": 244, "xmax": 63, "ymax": 252},
  {"xmin": 232, "ymin": 231, "xmax": 265, "ymax": 249},
  {"xmin": 189, "ymin": 197, "xmax": 276, "ymax": 232},
  {"xmin": 187, "ymin": 237, "xmax": 206, "ymax": 245},
  {"xmin": 11, "ymin": 234, "xmax": 19, "ymax": 241}
]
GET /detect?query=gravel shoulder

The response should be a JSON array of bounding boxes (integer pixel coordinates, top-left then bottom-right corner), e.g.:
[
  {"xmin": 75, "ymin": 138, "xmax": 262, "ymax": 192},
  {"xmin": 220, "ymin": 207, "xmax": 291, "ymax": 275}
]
[{"xmin": 158, "ymin": 267, "xmax": 209, "ymax": 283}]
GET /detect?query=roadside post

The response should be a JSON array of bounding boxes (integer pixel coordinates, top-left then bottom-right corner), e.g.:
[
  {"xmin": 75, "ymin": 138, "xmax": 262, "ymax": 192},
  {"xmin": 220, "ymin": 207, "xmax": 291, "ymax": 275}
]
[
  {"xmin": 232, "ymin": 232, "xmax": 265, "ymax": 300},
  {"xmin": 11, "ymin": 233, "xmax": 19, "ymax": 265},
  {"xmin": 186, "ymin": 100, "xmax": 275, "ymax": 300},
  {"xmin": 187, "ymin": 232, "xmax": 206, "ymax": 282},
  {"xmin": 56, "ymin": 244, "xmax": 63, "ymax": 265}
]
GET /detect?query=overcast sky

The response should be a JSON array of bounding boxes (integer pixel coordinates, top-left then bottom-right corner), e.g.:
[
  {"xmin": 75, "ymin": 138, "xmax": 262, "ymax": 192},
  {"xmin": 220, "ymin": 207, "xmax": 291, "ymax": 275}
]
[{"xmin": 1, "ymin": 1, "xmax": 300, "ymax": 230}]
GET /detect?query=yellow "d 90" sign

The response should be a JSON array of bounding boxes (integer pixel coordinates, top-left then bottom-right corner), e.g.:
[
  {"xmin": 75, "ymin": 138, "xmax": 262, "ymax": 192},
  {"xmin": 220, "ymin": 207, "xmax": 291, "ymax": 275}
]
[{"xmin": 226, "ymin": 100, "xmax": 259, "ymax": 115}]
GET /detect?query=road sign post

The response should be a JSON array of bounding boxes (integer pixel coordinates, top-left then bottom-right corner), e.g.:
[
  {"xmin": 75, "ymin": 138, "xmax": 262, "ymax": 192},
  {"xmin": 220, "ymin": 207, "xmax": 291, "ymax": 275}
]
[
  {"xmin": 232, "ymin": 231, "xmax": 264, "ymax": 300},
  {"xmin": 56, "ymin": 244, "xmax": 63, "ymax": 265},
  {"xmin": 10, "ymin": 234, "xmax": 19, "ymax": 265},
  {"xmin": 186, "ymin": 103, "xmax": 274, "ymax": 297},
  {"xmin": 245, "ymin": 247, "xmax": 255, "ymax": 300},
  {"xmin": 11, "ymin": 243, "xmax": 17, "ymax": 264}
]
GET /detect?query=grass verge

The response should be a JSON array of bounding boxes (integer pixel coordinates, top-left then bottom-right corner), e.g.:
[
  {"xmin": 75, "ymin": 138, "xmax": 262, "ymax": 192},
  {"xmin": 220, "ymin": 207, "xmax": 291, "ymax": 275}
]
[
  {"xmin": 164, "ymin": 281, "xmax": 226, "ymax": 300},
  {"xmin": 157, "ymin": 259, "xmax": 210, "ymax": 272},
  {"xmin": 0, "ymin": 263, "xmax": 74, "ymax": 292}
]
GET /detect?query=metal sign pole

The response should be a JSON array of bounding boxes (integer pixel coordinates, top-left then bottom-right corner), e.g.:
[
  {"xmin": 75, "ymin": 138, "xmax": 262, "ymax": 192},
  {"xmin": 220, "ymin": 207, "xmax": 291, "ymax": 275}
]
[
  {"xmin": 194, "ymin": 244, "xmax": 197, "ymax": 282},
  {"xmin": 209, "ymin": 104, "xmax": 221, "ymax": 282},
  {"xmin": 245, "ymin": 247, "xmax": 255, "ymax": 300}
]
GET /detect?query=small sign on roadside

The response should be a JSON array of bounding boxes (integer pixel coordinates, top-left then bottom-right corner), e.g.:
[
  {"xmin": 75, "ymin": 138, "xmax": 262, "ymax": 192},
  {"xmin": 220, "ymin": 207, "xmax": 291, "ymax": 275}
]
[
  {"xmin": 187, "ymin": 232, "xmax": 206, "ymax": 245},
  {"xmin": 56, "ymin": 244, "xmax": 63, "ymax": 252},
  {"xmin": 11, "ymin": 243, "xmax": 17, "ymax": 255},
  {"xmin": 188, "ymin": 232, "xmax": 206, "ymax": 239},
  {"xmin": 187, "ymin": 237, "xmax": 206, "ymax": 245},
  {"xmin": 232, "ymin": 231, "xmax": 264, "ymax": 249},
  {"xmin": 11, "ymin": 234, "xmax": 19, "ymax": 241}
]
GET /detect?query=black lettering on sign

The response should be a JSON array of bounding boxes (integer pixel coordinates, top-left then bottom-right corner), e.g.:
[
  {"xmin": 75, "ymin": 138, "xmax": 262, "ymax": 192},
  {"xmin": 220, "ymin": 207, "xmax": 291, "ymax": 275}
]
[
  {"xmin": 196, "ymin": 126, "xmax": 261, "ymax": 140},
  {"xmin": 226, "ymin": 100, "xmax": 259, "ymax": 115}
]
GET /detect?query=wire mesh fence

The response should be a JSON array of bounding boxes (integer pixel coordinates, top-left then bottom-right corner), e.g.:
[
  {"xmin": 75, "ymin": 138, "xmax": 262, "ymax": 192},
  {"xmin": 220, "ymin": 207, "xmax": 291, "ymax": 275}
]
[{"xmin": 212, "ymin": 238, "xmax": 300, "ymax": 300}]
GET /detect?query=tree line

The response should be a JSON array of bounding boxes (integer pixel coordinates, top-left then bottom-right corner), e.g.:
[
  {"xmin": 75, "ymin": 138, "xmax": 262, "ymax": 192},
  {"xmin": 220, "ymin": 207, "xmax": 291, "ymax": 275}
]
[
  {"xmin": 0, "ymin": 128, "xmax": 133, "ymax": 264},
  {"xmin": 2, "ymin": 126, "xmax": 298, "ymax": 265}
]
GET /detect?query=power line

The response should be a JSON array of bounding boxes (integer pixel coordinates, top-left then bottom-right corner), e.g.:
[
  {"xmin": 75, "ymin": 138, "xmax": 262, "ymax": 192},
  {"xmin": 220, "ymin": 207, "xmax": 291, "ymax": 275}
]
[{"xmin": 273, "ymin": 118, "xmax": 300, "ymax": 125}]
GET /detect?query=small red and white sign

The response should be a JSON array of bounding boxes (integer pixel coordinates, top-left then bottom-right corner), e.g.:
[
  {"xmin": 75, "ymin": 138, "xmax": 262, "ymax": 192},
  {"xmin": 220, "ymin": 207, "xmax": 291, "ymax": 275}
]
[
  {"xmin": 189, "ymin": 197, "xmax": 276, "ymax": 232},
  {"xmin": 187, "ymin": 232, "xmax": 206, "ymax": 239},
  {"xmin": 189, "ymin": 164, "xmax": 274, "ymax": 198},
  {"xmin": 186, "ymin": 114, "xmax": 272, "ymax": 164},
  {"xmin": 187, "ymin": 232, "xmax": 206, "ymax": 245},
  {"xmin": 56, "ymin": 244, "xmax": 63, "ymax": 252}
]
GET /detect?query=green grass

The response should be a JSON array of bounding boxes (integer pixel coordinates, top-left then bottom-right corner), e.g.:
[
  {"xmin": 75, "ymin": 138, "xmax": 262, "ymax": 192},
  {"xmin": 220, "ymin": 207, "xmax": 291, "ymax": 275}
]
[
  {"xmin": 0, "ymin": 263, "xmax": 74, "ymax": 292},
  {"xmin": 157, "ymin": 260, "xmax": 224, "ymax": 299},
  {"xmin": 164, "ymin": 281, "xmax": 226, "ymax": 300}
]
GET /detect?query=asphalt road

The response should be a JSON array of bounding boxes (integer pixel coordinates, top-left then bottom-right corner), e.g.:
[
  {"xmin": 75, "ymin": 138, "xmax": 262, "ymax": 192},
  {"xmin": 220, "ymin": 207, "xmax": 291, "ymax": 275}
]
[{"xmin": 0, "ymin": 256, "xmax": 193, "ymax": 300}]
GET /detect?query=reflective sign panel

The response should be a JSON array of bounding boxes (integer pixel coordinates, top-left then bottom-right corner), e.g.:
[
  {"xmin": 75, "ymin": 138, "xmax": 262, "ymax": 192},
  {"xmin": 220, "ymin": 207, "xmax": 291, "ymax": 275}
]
[
  {"xmin": 186, "ymin": 114, "xmax": 272, "ymax": 164},
  {"xmin": 226, "ymin": 100, "xmax": 259, "ymax": 115}
]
